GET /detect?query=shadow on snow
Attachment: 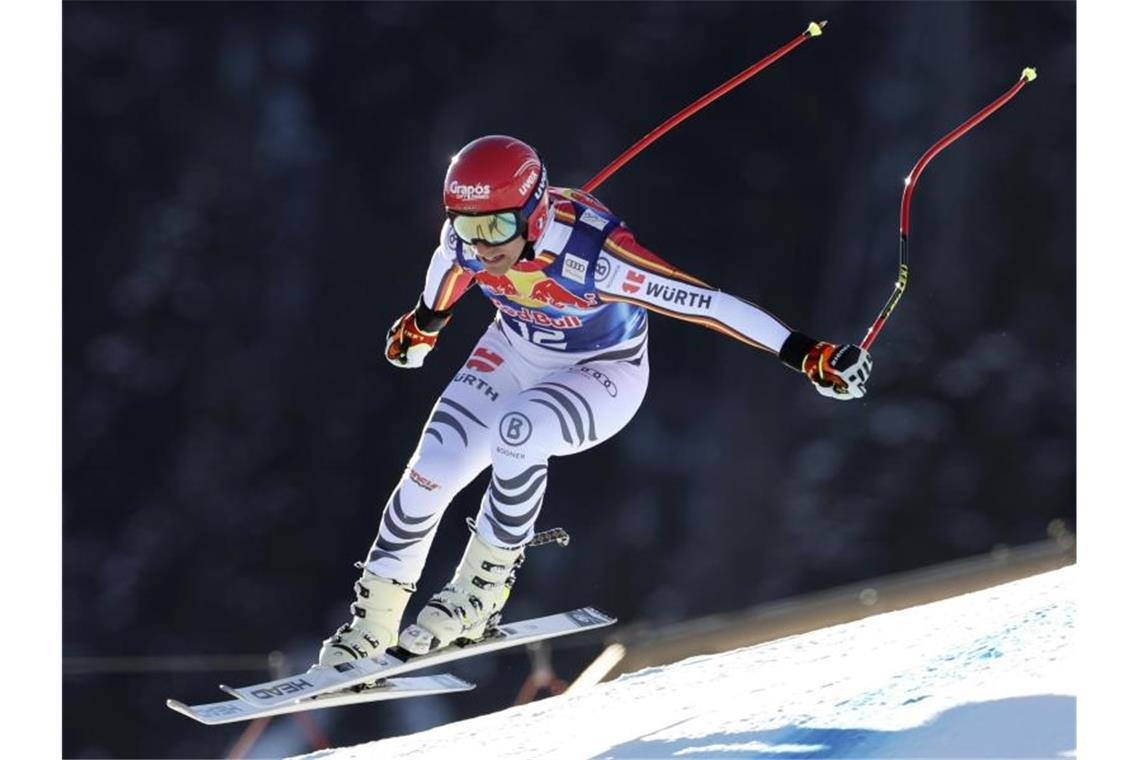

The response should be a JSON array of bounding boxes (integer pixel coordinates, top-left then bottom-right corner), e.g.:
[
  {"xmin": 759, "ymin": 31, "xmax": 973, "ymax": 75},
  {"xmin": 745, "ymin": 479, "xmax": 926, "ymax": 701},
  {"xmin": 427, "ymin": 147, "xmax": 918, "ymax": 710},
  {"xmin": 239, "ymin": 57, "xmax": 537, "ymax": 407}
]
[{"xmin": 594, "ymin": 694, "xmax": 1075, "ymax": 759}]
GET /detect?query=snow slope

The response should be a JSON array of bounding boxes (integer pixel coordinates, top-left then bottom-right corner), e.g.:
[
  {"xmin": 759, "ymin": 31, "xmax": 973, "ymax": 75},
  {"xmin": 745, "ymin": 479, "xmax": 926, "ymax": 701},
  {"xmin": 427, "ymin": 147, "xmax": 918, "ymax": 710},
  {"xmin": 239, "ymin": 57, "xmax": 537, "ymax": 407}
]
[{"xmin": 298, "ymin": 566, "xmax": 1075, "ymax": 759}]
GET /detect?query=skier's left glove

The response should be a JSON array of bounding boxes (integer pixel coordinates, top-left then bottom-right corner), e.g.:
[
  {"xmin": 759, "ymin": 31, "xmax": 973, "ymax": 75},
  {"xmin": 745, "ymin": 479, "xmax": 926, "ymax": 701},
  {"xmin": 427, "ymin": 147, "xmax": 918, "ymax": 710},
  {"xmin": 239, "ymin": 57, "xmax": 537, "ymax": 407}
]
[
  {"xmin": 779, "ymin": 331, "xmax": 872, "ymax": 400},
  {"xmin": 385, "ymin": 297, "xmax": 452, "ymax": 369}
]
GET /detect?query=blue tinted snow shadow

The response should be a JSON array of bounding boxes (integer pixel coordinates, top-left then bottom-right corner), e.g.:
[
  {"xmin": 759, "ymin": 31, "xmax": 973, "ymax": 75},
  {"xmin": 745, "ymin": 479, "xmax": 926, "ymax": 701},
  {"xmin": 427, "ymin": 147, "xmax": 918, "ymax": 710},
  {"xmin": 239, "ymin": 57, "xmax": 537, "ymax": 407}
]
[{"xmin": 593, "ymin": 695, "xmax": 1075, "ymax": 759}]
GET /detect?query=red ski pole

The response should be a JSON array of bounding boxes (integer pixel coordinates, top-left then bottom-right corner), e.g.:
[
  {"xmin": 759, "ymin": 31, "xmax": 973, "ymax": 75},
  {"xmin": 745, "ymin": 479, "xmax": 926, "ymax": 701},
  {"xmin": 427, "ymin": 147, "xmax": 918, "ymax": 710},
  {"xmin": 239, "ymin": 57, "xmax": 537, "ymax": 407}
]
[
  {"xmin": 582, "ymin": 21, "xmax": 827, "ymax": 194},
  {"xmin": 860, "ymin": 67, "xmax": 1038, "ymax": 350}
]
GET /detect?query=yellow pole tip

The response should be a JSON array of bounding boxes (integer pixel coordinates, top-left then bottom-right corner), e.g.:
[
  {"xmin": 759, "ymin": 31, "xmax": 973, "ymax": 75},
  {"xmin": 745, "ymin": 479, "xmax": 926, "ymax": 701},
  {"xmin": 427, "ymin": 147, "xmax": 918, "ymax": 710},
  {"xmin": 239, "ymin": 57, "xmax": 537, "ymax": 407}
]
[
  {"xmin": 1022, "ymin": 67, "xmax": 1038, "ymax": 82},
  {"xmin": 807, "ymin": 21, "xmax": 825, "ymax": 37}
]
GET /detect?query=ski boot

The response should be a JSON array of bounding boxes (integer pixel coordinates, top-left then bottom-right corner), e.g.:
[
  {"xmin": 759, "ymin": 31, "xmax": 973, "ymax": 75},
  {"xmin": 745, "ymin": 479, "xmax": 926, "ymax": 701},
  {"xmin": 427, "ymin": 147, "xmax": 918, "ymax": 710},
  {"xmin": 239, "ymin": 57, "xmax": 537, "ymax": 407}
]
[
  {"xmin": 398, "ymin": 529, "xmax": 525, "ymax": 655},
  {"xmin": 318, "ymin": 566, "xmax": 414, "ymax": 666}
]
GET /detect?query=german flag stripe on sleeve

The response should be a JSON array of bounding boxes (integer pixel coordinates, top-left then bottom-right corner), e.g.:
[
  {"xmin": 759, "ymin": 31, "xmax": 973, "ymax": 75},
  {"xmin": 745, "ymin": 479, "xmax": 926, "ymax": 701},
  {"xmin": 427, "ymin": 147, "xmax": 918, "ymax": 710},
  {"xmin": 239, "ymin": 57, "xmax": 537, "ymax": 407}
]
[
  {"xmin": 431, "ymin": 265, "xmax": 473, "ymax": 311},
  {"xmin": 603, "ymin": 234, "xmax": 711, "ymax": 289}
]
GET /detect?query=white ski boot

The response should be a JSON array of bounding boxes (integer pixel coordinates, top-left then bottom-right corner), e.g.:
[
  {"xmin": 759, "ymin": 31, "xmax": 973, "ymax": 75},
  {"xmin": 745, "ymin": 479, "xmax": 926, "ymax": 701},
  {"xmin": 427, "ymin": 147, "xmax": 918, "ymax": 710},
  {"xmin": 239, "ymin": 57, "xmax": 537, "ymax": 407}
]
[
  {"xmin": 398, "ymin": 530, "xmax": 525, "ymax": 655},
  {"xmin": 318, "ymin": 567, "xmax": 414, "ymax": 666}
]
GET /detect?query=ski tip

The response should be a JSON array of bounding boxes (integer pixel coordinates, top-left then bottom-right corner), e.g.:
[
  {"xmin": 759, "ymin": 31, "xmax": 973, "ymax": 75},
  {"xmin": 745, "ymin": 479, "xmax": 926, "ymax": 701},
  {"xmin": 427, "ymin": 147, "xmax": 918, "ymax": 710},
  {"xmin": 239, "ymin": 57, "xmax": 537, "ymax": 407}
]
[
  {"xmin": 166, "ymin": 699, "xmax": 194, "ymax": 718},
  {"xmin": 218, "ymin": 683, "xmax": 240, "ymax": 698},
  {"xmin": 806, "ymin": 20, "xmax": 826, "ymax": 37},
  {"xmin": 572, "ymin": 607, "xmax": 617, "ymax": 627},
  {"xmin": 1021, "ymin": 67, "xmax": 1038, "ymax": 82},
  {"xmin": 587, "ymin": 606, "xmax": 618, "ymax": 623},
  {"xmin": 167, "ymin": 699, "xmax": 216, "ymax": 725}
]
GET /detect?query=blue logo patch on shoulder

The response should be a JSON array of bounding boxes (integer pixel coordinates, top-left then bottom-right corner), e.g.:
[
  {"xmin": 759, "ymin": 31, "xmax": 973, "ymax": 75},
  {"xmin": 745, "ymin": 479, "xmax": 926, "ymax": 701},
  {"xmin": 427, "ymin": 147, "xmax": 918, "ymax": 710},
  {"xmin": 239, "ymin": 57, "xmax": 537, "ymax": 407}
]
[{"xmin": 579, "ymin": 208, "xmax": 608, "ymax": 231}]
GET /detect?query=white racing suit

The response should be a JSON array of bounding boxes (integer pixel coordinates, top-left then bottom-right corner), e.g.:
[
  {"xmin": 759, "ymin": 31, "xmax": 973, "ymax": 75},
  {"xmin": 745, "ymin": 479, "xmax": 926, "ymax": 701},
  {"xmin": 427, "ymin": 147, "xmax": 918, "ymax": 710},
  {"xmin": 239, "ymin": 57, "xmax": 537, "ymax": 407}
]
[
  {"xmin": 364, "ymin": 187, "xmax": 792, "ymax": 580},
  {"xmin": 367, "ymin": 319, "xmax": 649, "ymax": 582}
]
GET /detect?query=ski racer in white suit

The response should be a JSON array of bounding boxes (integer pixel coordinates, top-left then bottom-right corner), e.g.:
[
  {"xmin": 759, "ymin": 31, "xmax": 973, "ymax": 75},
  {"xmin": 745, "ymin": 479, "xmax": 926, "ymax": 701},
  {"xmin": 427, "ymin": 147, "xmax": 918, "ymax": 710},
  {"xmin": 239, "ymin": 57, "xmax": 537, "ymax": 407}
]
[{"xmin": 318, "ymin": 135, "xmax": 873, "ymax": 663}]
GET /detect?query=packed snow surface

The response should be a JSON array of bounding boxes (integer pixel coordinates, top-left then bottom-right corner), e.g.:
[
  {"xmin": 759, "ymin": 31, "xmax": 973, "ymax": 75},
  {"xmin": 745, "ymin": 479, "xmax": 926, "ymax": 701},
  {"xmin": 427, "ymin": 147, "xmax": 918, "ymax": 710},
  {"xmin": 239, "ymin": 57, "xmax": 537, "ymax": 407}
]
[{"xmin": 299, "ymin": 567, "xmax": 1075, "ymax": 759}]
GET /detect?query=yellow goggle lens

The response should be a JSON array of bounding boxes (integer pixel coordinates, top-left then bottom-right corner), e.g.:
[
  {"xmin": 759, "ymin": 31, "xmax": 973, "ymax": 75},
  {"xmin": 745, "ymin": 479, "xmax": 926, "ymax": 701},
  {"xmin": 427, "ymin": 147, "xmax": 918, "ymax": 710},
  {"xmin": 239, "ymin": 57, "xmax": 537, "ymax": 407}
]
[{"xmin": 451, "ymin": 212, "xmax": 521, "ymax": 245}]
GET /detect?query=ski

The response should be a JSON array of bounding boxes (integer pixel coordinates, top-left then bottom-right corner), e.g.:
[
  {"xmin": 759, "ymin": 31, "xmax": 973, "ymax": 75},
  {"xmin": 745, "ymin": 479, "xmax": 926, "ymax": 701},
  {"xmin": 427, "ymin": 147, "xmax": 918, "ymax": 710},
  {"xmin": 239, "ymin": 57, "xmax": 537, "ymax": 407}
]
[
  {"xmin": 221, "ymin": 606, "xmax": 615, "ymax": 709},
  {"xmin": 167, "ymin": 673, "xmax": 474, "ymax": 725}
]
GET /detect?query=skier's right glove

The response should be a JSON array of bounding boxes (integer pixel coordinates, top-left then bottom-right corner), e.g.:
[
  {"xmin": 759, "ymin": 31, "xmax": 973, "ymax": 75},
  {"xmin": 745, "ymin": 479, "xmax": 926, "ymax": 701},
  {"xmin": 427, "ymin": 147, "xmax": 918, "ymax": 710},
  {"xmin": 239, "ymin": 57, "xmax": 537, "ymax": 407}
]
[
  {"xmin": 385, "ymin": 297, "xmax": 452, "ymax": 369},
  {"xmin": 779, "ymin": 331, "xmax": 872, "ymax": 400}
]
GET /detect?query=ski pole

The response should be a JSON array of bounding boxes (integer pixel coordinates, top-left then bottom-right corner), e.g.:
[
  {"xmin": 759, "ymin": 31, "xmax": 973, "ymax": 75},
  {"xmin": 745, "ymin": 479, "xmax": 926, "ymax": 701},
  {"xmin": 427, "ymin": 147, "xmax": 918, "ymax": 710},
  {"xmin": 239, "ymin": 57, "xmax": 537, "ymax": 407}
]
[
  {"xmin": 582, "ymin": 21, "xmax": 827, "ymax": 194},
  {"xmin": 860, "ymin": 67, "xmax": 1038, "ymax": 350}
]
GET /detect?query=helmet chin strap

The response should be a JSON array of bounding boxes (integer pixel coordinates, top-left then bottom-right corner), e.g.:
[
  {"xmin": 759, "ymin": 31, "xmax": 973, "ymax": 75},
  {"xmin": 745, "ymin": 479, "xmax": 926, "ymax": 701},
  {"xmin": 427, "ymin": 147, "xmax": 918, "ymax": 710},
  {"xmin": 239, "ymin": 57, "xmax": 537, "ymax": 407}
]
[{"xmin": 519, "ymin": 240, "xmax": 536, "ymax": 261}]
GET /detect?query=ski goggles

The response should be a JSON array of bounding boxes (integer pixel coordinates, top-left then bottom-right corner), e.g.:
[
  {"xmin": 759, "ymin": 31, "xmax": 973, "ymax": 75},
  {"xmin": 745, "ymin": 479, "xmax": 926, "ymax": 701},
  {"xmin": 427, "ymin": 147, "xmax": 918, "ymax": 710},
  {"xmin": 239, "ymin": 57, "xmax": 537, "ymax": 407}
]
[{"xmin": 448, "ymin": 210, "xmax": 525, "ymax": 246}]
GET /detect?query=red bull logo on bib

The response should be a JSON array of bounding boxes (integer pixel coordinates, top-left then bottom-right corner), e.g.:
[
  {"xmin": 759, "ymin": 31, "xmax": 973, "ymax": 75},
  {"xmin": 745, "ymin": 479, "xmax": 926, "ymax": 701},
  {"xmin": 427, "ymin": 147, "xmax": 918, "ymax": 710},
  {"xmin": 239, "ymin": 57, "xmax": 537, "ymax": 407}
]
[{"xmin": 475, "ymin": 270, "xmax": 598, "ymax": 311}]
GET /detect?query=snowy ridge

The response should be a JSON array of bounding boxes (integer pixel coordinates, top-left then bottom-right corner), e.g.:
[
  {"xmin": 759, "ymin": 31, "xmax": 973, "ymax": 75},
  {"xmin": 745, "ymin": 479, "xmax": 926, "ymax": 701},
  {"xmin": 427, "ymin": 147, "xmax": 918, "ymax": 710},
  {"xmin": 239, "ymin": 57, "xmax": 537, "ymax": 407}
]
[{"xmin": 298, "ymin": 567, "xmax": 1075, "ymax": 759}]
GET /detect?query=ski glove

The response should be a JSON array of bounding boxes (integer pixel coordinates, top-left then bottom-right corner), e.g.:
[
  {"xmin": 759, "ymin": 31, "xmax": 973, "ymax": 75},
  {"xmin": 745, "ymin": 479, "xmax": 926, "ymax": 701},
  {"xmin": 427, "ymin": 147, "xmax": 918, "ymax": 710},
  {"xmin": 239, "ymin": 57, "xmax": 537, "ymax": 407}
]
[
  {"xmin": 779, "ymin": 331, "xmax": 872, "ymax": 400},
  {"xmin": 385, "ymin": 297, "xmax": 452, "ymax": 369}
]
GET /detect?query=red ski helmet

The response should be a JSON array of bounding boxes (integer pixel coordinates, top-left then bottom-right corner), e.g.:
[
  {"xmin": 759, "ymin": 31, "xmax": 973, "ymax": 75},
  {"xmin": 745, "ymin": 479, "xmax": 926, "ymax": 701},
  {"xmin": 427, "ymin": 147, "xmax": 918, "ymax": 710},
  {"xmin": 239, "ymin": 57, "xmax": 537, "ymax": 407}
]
[{"xmin": 443, "ymin": 135, "xmax": 550, "ymax": 243}]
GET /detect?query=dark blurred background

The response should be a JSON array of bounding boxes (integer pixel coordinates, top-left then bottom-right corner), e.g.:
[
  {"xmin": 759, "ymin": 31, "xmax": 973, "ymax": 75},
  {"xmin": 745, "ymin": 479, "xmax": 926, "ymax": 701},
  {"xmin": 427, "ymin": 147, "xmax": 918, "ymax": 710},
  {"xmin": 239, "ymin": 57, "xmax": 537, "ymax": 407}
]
[{"xmin": 62, "ymin": 2, "xmax": 1075, "ymax": 757}]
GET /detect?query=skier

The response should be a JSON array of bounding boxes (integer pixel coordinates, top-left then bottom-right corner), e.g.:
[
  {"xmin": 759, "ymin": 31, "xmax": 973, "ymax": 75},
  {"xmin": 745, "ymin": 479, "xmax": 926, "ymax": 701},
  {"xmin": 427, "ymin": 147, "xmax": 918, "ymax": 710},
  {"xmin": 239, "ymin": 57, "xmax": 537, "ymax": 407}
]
[{"xmin": 318, "ymin": 135, "xmax": 872, "ymax": 664}]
